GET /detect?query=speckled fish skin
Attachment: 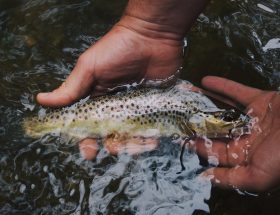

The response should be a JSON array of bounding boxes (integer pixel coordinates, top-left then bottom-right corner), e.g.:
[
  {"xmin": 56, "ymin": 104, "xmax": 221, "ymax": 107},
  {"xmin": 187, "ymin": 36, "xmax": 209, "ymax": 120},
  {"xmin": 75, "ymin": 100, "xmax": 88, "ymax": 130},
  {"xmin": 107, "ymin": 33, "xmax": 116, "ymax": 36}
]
[{"xmin": 23, "ymin": 81, "xmax": 250, "ymax": 140}]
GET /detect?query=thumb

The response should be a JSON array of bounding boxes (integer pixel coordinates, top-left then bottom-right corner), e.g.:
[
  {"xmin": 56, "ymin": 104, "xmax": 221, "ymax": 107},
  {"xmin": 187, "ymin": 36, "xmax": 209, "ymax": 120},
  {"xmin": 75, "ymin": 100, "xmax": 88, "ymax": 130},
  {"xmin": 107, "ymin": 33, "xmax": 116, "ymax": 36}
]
[
  {"xmin": 37, "ymin": 56, "xmax": 95, "ymax": 107},
  {"xmin": 202, "ymin": 76, "xmax": 263, "ymax": 106}
]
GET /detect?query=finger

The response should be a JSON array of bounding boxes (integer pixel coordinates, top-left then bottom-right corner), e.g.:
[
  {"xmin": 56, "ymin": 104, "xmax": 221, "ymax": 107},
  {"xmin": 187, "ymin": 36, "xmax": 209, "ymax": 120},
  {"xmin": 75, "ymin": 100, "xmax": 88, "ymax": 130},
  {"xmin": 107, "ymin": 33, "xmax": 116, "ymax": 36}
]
[
  {"xmin": 79, "ymin": 138, "xmax": 99, "ymax": 160},
  {"xmin": 202, "ymin": 76, "xmax": 263, "ymax": 106},
  {"xmin": 192, "ymin": 138, "xmax": 248, "ymax": 167},
  {"xmin": 201, "ymin": 167, "xmax": 251, "ymax": 190},
  {"xmin": 201, "ymin": 166, "xmax": 268, "ymax": 191},
  {"xmin": 179, "ymin": 82, "xmax": 240, "ymax": 108},
  {"xmin": 105, "ymin": 136, "xmax": 159, "ymax": 155},
  {"xmin": 37, "ymin": 55, "xmax": 95, "ymax": 107}
]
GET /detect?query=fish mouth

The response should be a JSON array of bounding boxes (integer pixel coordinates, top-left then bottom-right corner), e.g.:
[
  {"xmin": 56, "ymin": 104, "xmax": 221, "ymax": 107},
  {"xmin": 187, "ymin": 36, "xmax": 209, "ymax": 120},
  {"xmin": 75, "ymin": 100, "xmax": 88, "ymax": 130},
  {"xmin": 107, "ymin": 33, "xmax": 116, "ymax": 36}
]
[
  {"xmin": 229, "ymin": 125, "xmax": 251, "ymax": 138},
  {"xmin": 201, "ymin": 109, "xmax": 251, "ymax": 138},
  {"xmin": 222, "ymin": 110, "xmax": 251, "ymax": 138}
]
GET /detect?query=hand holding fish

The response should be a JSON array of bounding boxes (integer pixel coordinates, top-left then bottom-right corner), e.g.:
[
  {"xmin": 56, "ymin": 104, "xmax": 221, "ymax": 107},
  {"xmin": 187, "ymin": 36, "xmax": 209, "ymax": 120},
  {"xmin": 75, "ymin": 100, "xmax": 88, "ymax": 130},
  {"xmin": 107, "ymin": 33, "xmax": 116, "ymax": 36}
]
[
  {"xmin": 36, "ymin": 24, "xmax": 183, "ymax": 107},
  {"xmin": 36, "ymin": 0, "xmax": 209, "ymax": 107},
  {"xmin": 78, "ymin": 76, "xmax": 280, "ymax": 192},
  {"xmin": 28, "ymin": 75, "xmax": 280, "ymax": 192},
  {"xmin": 196, "ymin": 76, "xmax": 280, "ymax": 192}
]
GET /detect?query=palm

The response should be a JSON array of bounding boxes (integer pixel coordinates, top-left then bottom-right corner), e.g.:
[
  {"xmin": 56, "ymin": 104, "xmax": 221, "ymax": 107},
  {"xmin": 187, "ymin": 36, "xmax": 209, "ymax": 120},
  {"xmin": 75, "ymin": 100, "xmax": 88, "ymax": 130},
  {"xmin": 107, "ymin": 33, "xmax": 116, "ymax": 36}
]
[
  {"xmin": 196, "ymin": 76, "xmax": 280, "ymax": 192},
  {"xmin": 37, "ymin": 25, "xmax": 183, "ymax": 107}
]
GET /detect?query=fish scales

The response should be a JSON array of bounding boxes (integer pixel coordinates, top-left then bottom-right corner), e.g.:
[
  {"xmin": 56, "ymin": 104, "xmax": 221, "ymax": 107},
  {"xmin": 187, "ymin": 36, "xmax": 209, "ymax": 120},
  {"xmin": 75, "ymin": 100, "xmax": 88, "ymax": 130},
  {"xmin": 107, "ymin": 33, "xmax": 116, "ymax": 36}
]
[{"xmin": 23, "ymin": 81, "xmax": 249, "ymax": 140}]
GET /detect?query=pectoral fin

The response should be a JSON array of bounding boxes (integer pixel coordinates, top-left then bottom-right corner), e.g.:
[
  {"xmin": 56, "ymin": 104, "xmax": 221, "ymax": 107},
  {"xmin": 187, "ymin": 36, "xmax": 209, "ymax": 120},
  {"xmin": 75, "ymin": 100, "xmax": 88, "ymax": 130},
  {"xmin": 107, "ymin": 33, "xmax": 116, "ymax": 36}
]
[{"xmin": 178, "ymin": 120, "xmax": 196, "ymax": 139}]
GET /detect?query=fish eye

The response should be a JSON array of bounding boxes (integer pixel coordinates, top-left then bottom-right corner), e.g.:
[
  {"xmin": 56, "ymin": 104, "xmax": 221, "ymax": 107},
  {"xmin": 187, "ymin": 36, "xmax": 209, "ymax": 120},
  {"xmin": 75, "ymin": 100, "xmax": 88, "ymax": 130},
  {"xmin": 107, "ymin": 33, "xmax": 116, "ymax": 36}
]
[{"xmin": 222, "ymin": 110, "xmax": 240, "ymax": 122}]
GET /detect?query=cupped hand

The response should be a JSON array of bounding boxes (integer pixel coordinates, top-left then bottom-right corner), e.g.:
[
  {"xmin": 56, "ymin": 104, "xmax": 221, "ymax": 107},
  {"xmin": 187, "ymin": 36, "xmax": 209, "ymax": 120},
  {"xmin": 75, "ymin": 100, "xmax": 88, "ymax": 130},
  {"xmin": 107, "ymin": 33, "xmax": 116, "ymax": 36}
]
[
  {"xmin": 196, "ymin": 76, "xmax": 280, "ymax": 192},
  {"xmin": 37, "ymin": 18, "xmax": 183, "ymax": 107}
]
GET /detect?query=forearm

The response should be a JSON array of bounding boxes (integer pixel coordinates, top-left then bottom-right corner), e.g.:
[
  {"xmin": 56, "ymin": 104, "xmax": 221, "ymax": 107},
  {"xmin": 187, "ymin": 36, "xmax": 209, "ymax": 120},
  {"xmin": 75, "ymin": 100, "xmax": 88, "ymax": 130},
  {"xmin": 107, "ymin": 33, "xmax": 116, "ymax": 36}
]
[{"xmin": 118, "ymin": 0, "xmax": 209, "ymax": 40}]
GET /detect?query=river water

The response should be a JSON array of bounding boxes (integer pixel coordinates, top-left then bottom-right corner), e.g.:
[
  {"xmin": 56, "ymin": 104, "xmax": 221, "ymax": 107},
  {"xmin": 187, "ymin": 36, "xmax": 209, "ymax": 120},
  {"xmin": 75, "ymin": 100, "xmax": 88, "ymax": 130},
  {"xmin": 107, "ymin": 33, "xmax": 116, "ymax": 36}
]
[{"xmin": 0, "ymin": 0, "xmax": 280, "ymax": 214}]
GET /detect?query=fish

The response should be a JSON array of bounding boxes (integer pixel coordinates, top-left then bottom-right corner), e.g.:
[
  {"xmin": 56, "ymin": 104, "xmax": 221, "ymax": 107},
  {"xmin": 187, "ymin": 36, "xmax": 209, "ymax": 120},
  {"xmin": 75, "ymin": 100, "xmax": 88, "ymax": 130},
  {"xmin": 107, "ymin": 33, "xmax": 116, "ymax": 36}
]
[{"xmin": 23, "ymin": 81, "xmax": 250, "ymax": 141}]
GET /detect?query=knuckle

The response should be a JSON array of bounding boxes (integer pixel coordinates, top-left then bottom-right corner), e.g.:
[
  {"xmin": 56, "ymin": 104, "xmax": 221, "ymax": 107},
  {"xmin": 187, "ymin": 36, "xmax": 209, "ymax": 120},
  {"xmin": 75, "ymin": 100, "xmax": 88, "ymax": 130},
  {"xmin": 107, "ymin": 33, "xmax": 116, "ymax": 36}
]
[
  {"xmin": 247, "ymin": 168, "xmax": 272, "ymax": 192},
  {"xmin": 77, "ymin": 53, "xmax": 88, "ymax": 66}
]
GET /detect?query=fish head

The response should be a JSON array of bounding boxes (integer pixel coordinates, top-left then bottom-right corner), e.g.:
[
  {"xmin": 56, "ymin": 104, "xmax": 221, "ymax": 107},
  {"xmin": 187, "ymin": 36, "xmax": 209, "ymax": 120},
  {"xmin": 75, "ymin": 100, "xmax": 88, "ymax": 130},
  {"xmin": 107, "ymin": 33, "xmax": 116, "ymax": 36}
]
[{"xmin": 188, "ymin": 109, "xmax": 250, "ymax": 138}]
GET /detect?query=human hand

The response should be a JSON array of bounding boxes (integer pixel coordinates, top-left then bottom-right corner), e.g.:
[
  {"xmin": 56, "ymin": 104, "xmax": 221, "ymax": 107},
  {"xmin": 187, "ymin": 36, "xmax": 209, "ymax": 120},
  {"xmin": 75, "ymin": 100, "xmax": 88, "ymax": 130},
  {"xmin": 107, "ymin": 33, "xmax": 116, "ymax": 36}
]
[
  {"xmin": 36, "ymin": 17, "xmax": 183, "ymax": 107},
  {"xmin": 195, "ymin": 76, "xmax": 280, "ymax": 192}
]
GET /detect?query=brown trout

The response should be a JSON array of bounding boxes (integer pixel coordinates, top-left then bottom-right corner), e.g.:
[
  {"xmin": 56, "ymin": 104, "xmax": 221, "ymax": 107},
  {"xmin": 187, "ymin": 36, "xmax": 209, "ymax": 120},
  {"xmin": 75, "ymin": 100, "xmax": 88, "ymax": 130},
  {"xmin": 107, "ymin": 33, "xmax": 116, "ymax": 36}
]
[{"xmin": 23, "ymin": 81, "xmax": 250, "ymax": 141}]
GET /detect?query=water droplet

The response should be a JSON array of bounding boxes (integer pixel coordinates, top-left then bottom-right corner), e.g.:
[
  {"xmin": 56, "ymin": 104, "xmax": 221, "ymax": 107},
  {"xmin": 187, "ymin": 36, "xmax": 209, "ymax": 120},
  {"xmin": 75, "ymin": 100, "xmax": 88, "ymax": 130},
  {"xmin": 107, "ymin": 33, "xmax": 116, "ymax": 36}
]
[
  {"xmin": 70, "ymin": 189, "xmax": 75, "ymax": 196},
  {"xmin": 19, "ymin": 184, "xmax": 26, "ymax": 193},
  {"xmin": 43, "ymin": 165, "xmax": 48, "ymax": 172}
]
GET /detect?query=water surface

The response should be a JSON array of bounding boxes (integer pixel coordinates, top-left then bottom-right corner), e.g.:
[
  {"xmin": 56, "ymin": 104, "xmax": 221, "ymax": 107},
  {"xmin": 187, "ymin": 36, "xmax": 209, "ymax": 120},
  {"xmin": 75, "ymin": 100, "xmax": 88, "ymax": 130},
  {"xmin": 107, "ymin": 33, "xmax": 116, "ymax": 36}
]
[{"xmin": 0, "ymin": 0, "xmax": 280, "ymax": 214}]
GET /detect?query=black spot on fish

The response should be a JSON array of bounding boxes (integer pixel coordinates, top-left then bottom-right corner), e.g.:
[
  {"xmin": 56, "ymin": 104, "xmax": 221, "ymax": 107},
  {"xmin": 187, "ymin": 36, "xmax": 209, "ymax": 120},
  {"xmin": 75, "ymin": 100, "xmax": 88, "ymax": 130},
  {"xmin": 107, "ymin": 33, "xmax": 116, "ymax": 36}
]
[{"xmin": 111, "ymin": 107, "xmax": 114, "ymax": 111}]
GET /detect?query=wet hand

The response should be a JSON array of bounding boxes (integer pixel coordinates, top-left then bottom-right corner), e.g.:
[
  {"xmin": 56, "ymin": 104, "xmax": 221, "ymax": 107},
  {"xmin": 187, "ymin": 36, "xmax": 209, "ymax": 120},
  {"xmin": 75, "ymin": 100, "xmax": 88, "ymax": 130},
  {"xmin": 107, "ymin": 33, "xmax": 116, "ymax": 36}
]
[
  {"xmin": 196, "ymin": 76, "xmax": 280, "ymax": 192},
  {"xmin": 37, "ymin": 18, "xmax": 183, "ymax": 107}
]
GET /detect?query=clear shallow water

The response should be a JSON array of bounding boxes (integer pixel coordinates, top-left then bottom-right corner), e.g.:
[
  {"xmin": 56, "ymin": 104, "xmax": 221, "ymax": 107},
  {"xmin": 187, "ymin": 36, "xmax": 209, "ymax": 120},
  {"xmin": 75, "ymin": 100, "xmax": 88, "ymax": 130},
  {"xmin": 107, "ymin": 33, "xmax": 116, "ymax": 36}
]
[{"xmin": 0, "ymin": 0, "xmax": 280, "ymax": 214}]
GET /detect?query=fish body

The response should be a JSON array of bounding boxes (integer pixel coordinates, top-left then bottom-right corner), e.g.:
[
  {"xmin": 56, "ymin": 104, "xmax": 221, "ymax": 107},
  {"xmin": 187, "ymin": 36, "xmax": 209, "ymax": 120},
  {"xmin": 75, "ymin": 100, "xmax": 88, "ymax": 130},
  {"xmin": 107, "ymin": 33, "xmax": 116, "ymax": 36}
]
[{"xmin": 23, "ymin": 81, "xmax": 249, "ymax": 140}]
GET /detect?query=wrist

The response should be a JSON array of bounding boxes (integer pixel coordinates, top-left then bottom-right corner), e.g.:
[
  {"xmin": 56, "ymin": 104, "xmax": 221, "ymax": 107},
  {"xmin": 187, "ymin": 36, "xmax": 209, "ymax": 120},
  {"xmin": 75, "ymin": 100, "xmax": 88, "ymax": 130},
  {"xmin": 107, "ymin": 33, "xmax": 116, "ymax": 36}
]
[
  {"xmin": 116, "ymin": 15, "xmax": 184, "ymax": 43},
  {"xmin": 118, "ymin": 0, "xmax": 209, "ymax": 41}
]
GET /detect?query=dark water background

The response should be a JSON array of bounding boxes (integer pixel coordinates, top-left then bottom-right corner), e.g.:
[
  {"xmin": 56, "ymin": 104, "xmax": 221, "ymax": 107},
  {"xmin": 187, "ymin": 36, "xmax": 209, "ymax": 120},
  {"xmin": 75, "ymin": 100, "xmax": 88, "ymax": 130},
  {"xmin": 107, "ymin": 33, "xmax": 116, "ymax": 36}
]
[{"xmin": 0, "ymin": 0, "xmax": 280, "ymax": 214}]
